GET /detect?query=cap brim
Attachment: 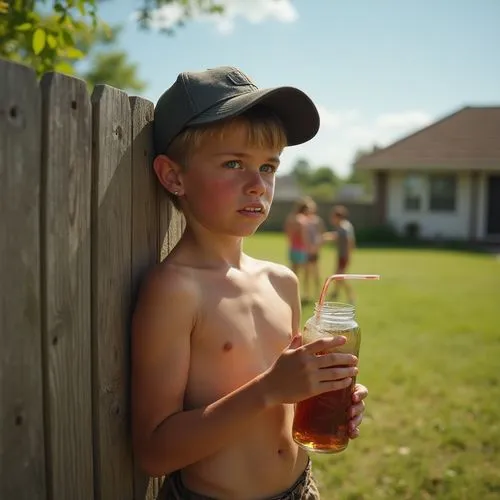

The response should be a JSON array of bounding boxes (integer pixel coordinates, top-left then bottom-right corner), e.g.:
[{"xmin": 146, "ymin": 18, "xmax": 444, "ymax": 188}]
[{"xmin": 188, "ymin": 87, "xmax": 320, "ymax": 146}]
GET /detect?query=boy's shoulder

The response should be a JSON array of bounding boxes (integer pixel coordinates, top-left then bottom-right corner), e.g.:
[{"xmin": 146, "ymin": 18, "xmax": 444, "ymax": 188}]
[
  {"xmin": 139, "ymin": 254, "xmax": 298, "ymax": 305},
  {"xmin": 138, "ymin": 257, "xmax": 202, "ymax": 309},
  {"xmin": 342, "ymin": 220, "xmax": 355, "ymax": 232},
  {"xmin": 246, "ymin": 255, "xmax": 299, "ymax": 285}
]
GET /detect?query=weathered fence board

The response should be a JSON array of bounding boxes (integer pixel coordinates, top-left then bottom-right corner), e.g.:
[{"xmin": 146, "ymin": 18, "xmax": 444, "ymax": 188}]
[
  {"xmin": 130, "ymin": 96, "xmax": 159, "ymax": 294},
  {"xmin": 129, "ymin": 96, "xmax": 165, "ymax": 499},
  {"xmin": 40, "ymin": 72, "xmax": 94, "ymax": 500},
  {"xmin": 0, "ymin": 60, "xmax": 46, "ymax": 499},
  {"xmin": 159, "ymin": 193, "xmax": 185, "ymax": 260},
  {"xmin": 91, "ymin": 85, "xmax": 134, "ymax": 500}
]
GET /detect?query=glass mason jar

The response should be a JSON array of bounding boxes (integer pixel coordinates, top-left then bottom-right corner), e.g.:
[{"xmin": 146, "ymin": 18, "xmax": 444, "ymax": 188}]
[{"xmin": 292, "ymin": 302, "xmax": 361, "ymax": 453}]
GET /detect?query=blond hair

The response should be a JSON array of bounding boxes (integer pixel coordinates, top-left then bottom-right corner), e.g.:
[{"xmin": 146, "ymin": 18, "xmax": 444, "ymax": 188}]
[{"xmin": 167, "ymin": 107, "xmax": 287, "ymax": 166}]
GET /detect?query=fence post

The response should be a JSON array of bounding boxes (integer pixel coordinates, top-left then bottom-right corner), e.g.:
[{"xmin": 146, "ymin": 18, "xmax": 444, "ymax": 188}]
[
  {"xmin": 91, "ymin": 84, "xmax": 134, "ymax": 500},
  {"xmin": 0, "ymin": 60, "xmax": 46, "ymax": 499},
  {"xmin": 129, "ymin": 95, "xmax": 165, "ymax": 499},
  {"xmin": 39, "ymin": 71, "xmax": 94, "ymax": 500}
]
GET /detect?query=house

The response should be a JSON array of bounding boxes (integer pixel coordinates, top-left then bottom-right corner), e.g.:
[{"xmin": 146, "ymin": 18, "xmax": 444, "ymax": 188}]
[{"xmin": 354, "ymin": 106, "xmax": 500, "ymax": 241}]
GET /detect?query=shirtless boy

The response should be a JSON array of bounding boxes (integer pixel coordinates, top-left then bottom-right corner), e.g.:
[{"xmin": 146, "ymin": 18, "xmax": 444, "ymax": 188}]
[{"xmin": 131, "ymin": 66, "xmax": 368, "ymax": 499}]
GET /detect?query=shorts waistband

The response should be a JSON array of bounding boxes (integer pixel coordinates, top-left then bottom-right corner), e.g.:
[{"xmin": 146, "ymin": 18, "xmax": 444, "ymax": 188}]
[
  {"xmin": 160, "ymin": 459, "xmax": 317, "ymax": 500},
  {"xmin": 268, "ymin": 459, "xmax": 314, "ymax": 499}
]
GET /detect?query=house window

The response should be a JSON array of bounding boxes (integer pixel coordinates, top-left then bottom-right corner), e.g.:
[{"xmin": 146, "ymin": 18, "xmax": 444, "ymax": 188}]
[
  {"xmin": 429, "ymin": 175, "xmax": 456, "ymax": 211},
  {"xmin": 403, "ymin": 174, "xmax": 424, "ymax": 211}
]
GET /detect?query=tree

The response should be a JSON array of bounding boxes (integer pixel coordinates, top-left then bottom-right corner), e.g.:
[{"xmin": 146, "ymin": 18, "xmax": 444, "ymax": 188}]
[
  {"xmin": 310, "ymin": 166, "xmax": 339, "ymax": 187},
  {"xmin": 291, "ymin": 158, "xmax": 312, "ymax": 186},
  {"xmin": 0, "ymin": 0, "xmax": 224, "ymax": 77},
  {"xmin": 305, "ymin": 182, "xmax": 336, "ymax": 202},
  {"xmin": 83, "ymin": 51, "xmax": 147, "ymax": 92},
  {"xmin": 347, "ymin": 145, "xmax": 379, "ymax": 197},
  {"xmin": 135, "ymin": 0, "xmax": 224, "ymax": 33},
  {"xmin": 73, "ymin": 23, "xmax": 148, "ymax": 91},
  {"xmin": 290, "ymin": 159, "xmax": 340, "ymax": 201}
]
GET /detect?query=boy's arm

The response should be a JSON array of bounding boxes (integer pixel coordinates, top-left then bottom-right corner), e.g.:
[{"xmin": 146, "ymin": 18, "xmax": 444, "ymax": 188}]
[
  {"xmin": 131, "ymin": 267, "xmax": 273, "ymax": 477},
  {"xmin": 323, "ymin": 230, "xmax": 337, "ymax": 242}
]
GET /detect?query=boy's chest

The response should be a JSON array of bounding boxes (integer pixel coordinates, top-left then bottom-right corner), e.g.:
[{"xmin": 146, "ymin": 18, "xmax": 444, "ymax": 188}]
[
  {"xmin": 185, "ymin": 275, "xmax": 293, "ymax": 404},
  {"xmin": 203, "ymin": 291, "xmax": 291, "ymax": 355}
]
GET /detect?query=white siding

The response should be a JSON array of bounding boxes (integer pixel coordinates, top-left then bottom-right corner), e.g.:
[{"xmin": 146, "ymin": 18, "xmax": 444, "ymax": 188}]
[
  {"xmin": 387, "ymin": 172, "xmax": 471, "ymax": 239},
  {"xmin": 477, "ymin": 173, "xmax": 488, "ymax": 239}
]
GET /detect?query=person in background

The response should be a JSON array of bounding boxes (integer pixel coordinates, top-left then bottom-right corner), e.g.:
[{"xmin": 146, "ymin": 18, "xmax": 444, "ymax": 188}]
[
  {"xmin": 324, "ymin": 205, "xmax": 356, "ymax": 304},
  {"xmin": 284, "ymin": 198, "xmax": 311, "ymax": 290},
  {"xmin": 304, "ymin": 198, "xmax": 326, "ymax": 302}
]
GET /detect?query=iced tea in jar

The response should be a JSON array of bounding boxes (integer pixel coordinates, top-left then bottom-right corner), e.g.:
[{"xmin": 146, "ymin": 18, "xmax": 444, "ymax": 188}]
[{"xmin": 292, "ymin": 301, "xmax": 361, "ymax": 454}]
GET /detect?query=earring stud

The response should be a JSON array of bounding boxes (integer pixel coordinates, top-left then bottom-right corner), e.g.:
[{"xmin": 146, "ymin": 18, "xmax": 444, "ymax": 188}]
[{"xmin": 173, "ymin": 190, "xmax": 179, "ymax": 195}]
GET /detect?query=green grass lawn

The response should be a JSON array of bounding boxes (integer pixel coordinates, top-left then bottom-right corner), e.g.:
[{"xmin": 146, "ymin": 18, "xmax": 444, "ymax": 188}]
[{"xmin": 245, "ymin": 232, "xmax": 500, "ymax": 500}]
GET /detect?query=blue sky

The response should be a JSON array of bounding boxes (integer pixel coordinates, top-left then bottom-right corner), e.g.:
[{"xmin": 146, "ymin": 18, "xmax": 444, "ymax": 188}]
[{"xmin": 95, "ymin": 0, "xmax": 500, "ymax": 177}]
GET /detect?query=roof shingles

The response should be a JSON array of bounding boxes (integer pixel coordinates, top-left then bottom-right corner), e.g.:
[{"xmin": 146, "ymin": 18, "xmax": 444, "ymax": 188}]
[{"xmin": 355, "ymin": 106, "xmax": 500, "ymax": 170}]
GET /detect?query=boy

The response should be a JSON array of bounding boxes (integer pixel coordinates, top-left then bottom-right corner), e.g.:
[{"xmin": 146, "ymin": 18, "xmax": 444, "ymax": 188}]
[
  {"xmin": 324, "ymin": 205, "xmax": 356, "ymax": 304},
  {"xmin": 131, "ymin": 67, "xmax": 368, "ymax": 499},
  {"xmin": 304, "ymin": 198, "xmax": 326, "ymax": 302}
]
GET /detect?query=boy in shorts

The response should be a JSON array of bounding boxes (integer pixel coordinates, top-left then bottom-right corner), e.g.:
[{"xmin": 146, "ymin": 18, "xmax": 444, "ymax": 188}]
[
  {"xmin": 324, "ymin": 205, "xmax": 356, "ymax": 304},
  {"xmin": 131, "ymin": 66, "xmax": 368, "ymax": 499}
]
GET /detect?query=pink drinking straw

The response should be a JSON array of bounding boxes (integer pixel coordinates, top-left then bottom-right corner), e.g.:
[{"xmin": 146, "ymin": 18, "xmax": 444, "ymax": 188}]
[{"xmin": 317, "ymin": 274, "xmax": 380, "ymax": 313}]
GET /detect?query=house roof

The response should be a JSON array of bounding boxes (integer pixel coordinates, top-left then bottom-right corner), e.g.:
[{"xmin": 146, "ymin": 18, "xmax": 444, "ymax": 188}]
[{"xmin": 355, "ymin": 106, "xmax": 500, "ymax": 171}]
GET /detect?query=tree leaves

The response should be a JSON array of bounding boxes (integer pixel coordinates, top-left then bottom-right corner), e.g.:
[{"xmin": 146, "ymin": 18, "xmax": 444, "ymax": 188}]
[
  {"xmin": 16, "ymin": 23, "xmax": 33, "ymax": 31},
  {"xmin": 1, "ymin": 1, "xmax": 96, "ymax": 75},
  {"xmin": 32, "ymin": 27, "xmax": 46, "ymax": 54},
  {"xmin": 1, "ymin": 0, "xmax": 226, "ymax": 82}
]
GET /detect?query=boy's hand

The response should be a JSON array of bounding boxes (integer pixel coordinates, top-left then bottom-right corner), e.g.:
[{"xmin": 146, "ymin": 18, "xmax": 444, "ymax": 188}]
[
  {"xmin": 348, "ymin": 383, "xmax": 368, "ymax": 439},
  {"xmin": 261, "ymin": 334, "xmax": 358, "ymax": 407},
  {"xmin": 322, "ymin": 231, "xmax": 336, "ymax": 242}
]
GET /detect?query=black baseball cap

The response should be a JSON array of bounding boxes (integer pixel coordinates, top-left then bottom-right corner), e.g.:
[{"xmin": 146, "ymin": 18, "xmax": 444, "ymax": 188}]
[{"xmin": 153, "ymin": 66, "xmax": 320, "ymax": 155}]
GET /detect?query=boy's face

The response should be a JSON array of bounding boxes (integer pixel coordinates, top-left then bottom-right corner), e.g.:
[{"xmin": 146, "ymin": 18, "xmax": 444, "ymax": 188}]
[{"xmin": 178, "ymin": 124, "xmax": 281, "ymax": 237}]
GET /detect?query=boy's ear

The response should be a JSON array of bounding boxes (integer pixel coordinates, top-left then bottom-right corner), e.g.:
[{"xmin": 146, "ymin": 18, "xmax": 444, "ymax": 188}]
[{"xmin": 153, "ymin": 155, "xmax": 184, "ymax": 196}]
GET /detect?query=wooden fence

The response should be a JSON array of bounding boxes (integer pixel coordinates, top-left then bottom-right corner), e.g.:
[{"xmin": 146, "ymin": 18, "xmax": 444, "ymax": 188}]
[{"xmin": 0, "ymin": 59, "xmax": 185, "ymax": 500}]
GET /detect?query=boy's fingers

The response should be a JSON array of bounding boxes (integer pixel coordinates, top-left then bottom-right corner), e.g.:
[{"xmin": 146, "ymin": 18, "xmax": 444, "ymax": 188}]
[
  {"xmin": 349, "ymin": 423, "xmax": 360, "ymax": 439},
  {"xmin": 352, "ymin": 383, "xmax": 368, "ymax": 403},
  {"xmin": 288, "ymin": 334, "xmax": 303, "ymax": 349},
  {"xmin": 316, "ymin": 352, "xmax": 358, "ymax": 368},
  {"xmin": 350, "ymin": 414, "xmax": 363, "ymax": 429},
  {"xmin": 302, "ymin": 336, "xmax": 346, "ymax": 354},
  {"xmin": 350, "ymin": 400, "xmax": 366, "ymax": 418}
]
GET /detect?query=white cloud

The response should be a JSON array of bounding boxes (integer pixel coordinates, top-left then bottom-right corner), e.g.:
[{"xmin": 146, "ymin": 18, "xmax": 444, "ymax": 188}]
[
  {"xmin": 317, "ymin": 106, "xmax": 359, "ymax": 129},
  {"xmin": 375, "ymin": 111, "xmax": 432, "ymax": 130},
  {"xmin": 142, "ymin": 0, "xmax": 298, "ymax": 35},
  {"xmin": 280, "ymin": 108, "xmax": 433, "ymax": 177}
]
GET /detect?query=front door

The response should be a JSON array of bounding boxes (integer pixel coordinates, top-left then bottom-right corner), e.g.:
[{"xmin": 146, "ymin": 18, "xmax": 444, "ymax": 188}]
[{"xmin": 486, "ymin": 175, "xmax": 500, "ymax": 235}]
